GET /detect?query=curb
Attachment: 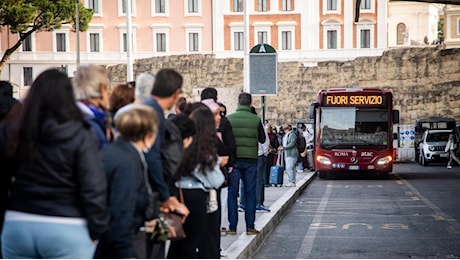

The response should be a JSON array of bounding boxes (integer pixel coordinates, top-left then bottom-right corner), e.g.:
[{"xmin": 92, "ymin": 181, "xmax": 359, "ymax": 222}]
[{"xmin": 224, "ymin": 171, "xmax": 317, "ymax": 259}]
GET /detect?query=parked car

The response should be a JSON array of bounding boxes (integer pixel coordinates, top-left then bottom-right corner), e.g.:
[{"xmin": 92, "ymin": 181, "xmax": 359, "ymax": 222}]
[{"xmin": 418, "ymin": 129, "xmax": 452, "ymax": 166}]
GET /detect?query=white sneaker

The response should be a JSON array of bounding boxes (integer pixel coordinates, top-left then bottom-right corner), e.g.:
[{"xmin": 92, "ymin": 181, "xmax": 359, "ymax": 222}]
[
  {"xmin": 284, "ymin": 182, "xmax": 296, "ymax": 187},
  {"xmin": 220, "ymin": 248, "xmax": 228, "ymax": 257},
  {"xmin": 447, "ymin": 165, "xmax": 452, "ymax": 169}
]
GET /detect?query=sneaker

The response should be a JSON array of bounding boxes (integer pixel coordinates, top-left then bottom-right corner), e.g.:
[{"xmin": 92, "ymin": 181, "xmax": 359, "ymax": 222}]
[
  {"xmin": 238, "ymin": 204, "xmax": 245, "ymax": 212},
  {"xmin": 447, "ymin": 165, "xmax": 453, "ymax": 169},
  {"xmin": 221, "ymin": 227, "xmax": 227, "ymax": 236},
  {"xmin": 226, "ymin": 230, "xmax": 237, "ymax": 235},
  {"xmin": 284, "ymin": 182, "xmax": 296, "ymax": 187},
  {"xmin": 296, "ymin": 169, "xmax": 304, "ymax": 173},
  {"xmin": 220, "ymin": 248, "xmax": 228, "ymax": 257},
  {"xmin": 246, "ymin": 228, "xmax": 260, "ymax": 235},
  {"xmin": 256, "ymin": 205, "xmax": 271, "ymax": 213}
]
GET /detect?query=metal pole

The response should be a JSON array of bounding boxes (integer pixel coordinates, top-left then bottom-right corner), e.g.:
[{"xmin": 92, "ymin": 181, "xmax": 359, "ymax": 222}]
[
  {"xmin": 76, "ymin": 0, "xmax": 80, "ymax": 68},
  {"xmin": 243, "ymin": 0, "xmax": 250, "ymax": 93},
  {"xmin": 261, "ymin": 96, "xmax": 265, "ymax": 123},
  {"xmin": 126, "ymin": 0, "xmax": 134, "ymax": 82}
]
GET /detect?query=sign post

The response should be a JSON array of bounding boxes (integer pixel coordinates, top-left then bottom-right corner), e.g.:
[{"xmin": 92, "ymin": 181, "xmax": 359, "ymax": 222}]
[{"xmin": 249, "ymin": 44, "xmax": 277, "ymax": 123}]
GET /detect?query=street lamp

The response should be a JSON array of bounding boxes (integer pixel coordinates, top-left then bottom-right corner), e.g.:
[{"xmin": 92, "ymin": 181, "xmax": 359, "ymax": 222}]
[{"xmin": 76, "ymin": 0, "xmax": 80, "ymax": 68}]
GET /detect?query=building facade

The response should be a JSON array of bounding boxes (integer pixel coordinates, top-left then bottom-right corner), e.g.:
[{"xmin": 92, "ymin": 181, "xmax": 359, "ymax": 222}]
[
  {"xmin": 387, "ymin": 1, "xmax": 443, "ymax": 48},
  {"xmin": 444, "ymin": 4, "xmax": 460, "ymax": 48},
  {"xmin": 0, "ymin": 0, "xmax": 407, "ymax": 91}
]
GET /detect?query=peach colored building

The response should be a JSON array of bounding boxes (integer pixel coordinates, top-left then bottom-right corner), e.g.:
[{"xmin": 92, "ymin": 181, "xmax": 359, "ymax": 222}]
[
  {"xmin": 444, "ymin": 4, "xmax": 460, "ymax": 48},
  {"xmin": 1, "ymin": 0, "xmax": 390, "ymax": 90}
]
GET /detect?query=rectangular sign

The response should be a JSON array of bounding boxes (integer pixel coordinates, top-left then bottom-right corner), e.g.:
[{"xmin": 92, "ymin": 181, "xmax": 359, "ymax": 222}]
[{"xmin": 322, "ymin": 94, "xmax": 387, "ymax": 107}]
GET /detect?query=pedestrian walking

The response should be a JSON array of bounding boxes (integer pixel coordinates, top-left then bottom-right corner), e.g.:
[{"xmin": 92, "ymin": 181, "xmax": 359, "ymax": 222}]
[
  {"xmin": 445, "ymin": 133, "xmax": 460, "ymax": 169},
  {"xmin": 0, "ymin": 69, "xmax": 108, "ymax": 259},
  {"xmin": 95, "ymin": 105, "xmax": 159, "ymax": 259},
  {"xmin": 226, "ymin": 92, "xmax": 266, "ymax": 236}
]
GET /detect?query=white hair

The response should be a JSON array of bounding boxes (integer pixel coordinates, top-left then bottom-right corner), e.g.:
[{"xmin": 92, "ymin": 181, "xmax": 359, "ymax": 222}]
[{"xmin": 135, "ymin": 72, "xmax": 155, "ymax": 101}]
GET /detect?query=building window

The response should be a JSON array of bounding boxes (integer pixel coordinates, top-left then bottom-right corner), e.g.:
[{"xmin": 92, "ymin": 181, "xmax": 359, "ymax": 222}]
[
  {"xmin": 188, "ymin": 0, "xmax": 198, "ymax": 13},
  {"xmin": 120, "ymin": 0, "xmax": 136, "ymax": 15},
  {"xmin": 360, "ymin": 29, "xmax": 371, "ymax": 48},
  {"xmin": 327, "ymin": 0, "xmax": 337, "ymax": 11},
  {"xmin": 123, "ymin": 33, "xmax": 128, "ymax": 52},
  {"xmin": 360, "ymin": 0, "xmax": 371, "ymax": 10},
  {"xmin": 233, "ymin": 0, "xmax": 243, "ymax": 12},
  {"xmin": 327, "ymin": 30, "xmax": 337, "ymax": 49},
  {"xmin": 189, "ymin": 33, "xmax": 199, "ymax": 52},
  {"xmin": 281, "ymin": 0, "xmax": 291, "ymax": 11},
  {"xmin": 281, "ymin": 31, "xmax": 291, "ymax": 50},
  {"xmin": 397, "ymin": 23, "xmax": 406, "ymax": 45},
  {"xmin": 23, "ymin": 67, "xmax": 33, "ymax": 86},
  {"xmin": 457, "ymin": 19, "xmax": 460, "ymax": 34},
  {"xmin": 234, "ymin": 32, "xmax": 244, "ymax": 51},
  {"xmin": 90, "ymin": 33, "xmax": 100, "ymax": 52},
  {"xmin": 257, "ymin": 31, "xmax": 267, "ymax": 44},
  {"xmin": 155, "ymin": 0, "xmax": 165, "ymax": 13},
  {"xmin": 20, "ymin": 33, "xmax": 32, "ymax": 51},
  {"xmin": 156, "ymin": 33, "xmax": 166, "ymax": 52},
  {"xmin": 56, "ymin": 33, "xmax": 66, "ymax": 52},
  {"xmin": 88, "ymin": 0, "xmax": 99, "ymax": 13},
  {"xmin": 257, "ymin": 0, "xmax": 267, "ymax": 12}
]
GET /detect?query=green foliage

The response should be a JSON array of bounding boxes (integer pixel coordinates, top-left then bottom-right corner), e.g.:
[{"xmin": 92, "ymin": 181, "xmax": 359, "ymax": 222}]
[{"xmin": 0, "ymin": 0, "xmax": 93, "ymax": 34}]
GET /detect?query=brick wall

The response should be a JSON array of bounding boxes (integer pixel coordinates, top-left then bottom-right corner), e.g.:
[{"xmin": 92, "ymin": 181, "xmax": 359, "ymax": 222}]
[{"xmin": 106, "ymin": 46, "xmax": 460, "ymax": 126}]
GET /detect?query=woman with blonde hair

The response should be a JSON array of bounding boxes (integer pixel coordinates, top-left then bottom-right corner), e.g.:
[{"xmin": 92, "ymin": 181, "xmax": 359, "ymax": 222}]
[
  {"xmin": 73, "ymin": 64, "xmax": 112, "ymax": 148},
  {"xmin": 95, "ymin": 104, "xmax": 159, "ymax": 258}
]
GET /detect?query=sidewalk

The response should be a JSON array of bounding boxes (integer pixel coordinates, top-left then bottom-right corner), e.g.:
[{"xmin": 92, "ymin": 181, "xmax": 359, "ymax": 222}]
[{"xmin": 220, "ymin": 169, "xmax": 317, "ymax": 259}]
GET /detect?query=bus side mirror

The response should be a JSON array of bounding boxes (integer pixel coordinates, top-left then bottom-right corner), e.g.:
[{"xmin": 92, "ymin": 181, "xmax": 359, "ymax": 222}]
[
  {"xmin": 392, "ymin": 110, "xmax": 399, "ymax": 124},
  {"xmin": 309, "ymin": 102, "xmax": 318, "ymax": 120}
]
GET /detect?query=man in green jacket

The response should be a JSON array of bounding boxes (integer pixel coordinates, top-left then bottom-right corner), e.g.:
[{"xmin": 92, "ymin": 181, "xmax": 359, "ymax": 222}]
[{"xmin": 226, "ymin": 93, "xmax": 266, "ymax": 235}]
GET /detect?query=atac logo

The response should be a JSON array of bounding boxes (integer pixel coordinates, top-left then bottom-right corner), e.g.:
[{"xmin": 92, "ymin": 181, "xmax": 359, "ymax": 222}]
[{"xmin": 361, "ymin": 152, "xmax": 373, "ymax": 157}]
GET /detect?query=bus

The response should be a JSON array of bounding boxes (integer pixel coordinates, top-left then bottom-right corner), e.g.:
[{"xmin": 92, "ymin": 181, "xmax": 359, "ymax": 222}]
[{"xmin": 309, "ymin": 88, "xmax": 399, "ymax": 178}]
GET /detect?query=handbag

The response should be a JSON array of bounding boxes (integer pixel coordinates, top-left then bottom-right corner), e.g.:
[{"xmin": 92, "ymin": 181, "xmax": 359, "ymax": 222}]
[{"xmin": 150, "ymin": 187, "xmax": 186, "ymax": 242}]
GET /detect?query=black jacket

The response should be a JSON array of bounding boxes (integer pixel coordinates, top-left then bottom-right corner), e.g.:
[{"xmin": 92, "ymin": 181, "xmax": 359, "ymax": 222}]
[
  {"xmin": 218, "ymin": 116, "xmax": 237, "ymax": 167},
  {"xmin": 97, "ymin": 138, "xmax": 148, "ymax": 259},
  {"xmin": 2, "ymin": 119, "xmax": 108, "ymax": 240},
  {"xmin": 162, "ymin": 120, "xmax": 185, "ymax": 197}
]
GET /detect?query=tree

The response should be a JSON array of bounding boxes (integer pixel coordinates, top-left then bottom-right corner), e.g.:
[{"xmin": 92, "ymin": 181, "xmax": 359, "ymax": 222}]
[{"xmin": 0, "ymin": 0, "xmax": 93, "ymax": 74}]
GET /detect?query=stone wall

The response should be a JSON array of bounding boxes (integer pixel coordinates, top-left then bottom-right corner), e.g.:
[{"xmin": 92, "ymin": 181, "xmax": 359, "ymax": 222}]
[{"xmin": 107, "ymin": 47, "xmax": 460, "ymax": 126}]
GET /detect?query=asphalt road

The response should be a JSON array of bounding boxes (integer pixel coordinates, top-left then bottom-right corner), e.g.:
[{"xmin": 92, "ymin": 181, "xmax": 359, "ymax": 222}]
[{"xmin": 254, "ymin": 162, "xmax": 460, "ymax": 259}]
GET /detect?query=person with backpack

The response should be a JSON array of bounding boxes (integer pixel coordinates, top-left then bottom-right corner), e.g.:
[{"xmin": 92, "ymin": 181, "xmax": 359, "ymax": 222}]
[{"xmin": 278, "ymin": 123, "xmax": 299, "ymax": 187}]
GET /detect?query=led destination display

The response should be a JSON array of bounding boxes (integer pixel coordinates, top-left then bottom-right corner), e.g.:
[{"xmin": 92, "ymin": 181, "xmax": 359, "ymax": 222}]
[{"xmin": 323, "ymin": 95, "xmax": 387, "ymax": 106}]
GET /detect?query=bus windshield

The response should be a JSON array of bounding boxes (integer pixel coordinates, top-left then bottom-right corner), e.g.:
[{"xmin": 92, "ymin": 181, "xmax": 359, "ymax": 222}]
[{"xmin": 320, "ymin": 107, "xmax": 389, "ymax": 149}]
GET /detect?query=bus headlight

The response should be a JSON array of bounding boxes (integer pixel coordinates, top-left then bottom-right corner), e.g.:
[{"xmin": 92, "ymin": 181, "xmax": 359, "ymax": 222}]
[
  {"xmin": 377, "ymin": 156, "xmax": 393, "ymax": 165},
  {"xmin": 317, "ymin": 155, "xmax": 331, "ymax": 165}
]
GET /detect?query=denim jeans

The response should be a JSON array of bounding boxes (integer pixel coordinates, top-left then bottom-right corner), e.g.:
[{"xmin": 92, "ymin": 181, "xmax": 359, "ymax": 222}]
[
  {"xmin": 285, "ymin": 156, "xmax": 297, "ymax": 184},
  {"xmin": 2, "ymin": 218, "xmax": 95, "ymax": 258},
  {"xmin": 239, "ymin": 155, "xmax": 267, "ymax": 207},
  {"xmin": 227, "ymin": 160, "xmax": 257, "ymax": 231}
]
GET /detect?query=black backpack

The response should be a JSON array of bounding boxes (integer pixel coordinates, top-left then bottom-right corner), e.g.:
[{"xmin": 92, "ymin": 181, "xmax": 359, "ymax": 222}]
[{"xmin": 296, "ymin": 132, "xmax": 306, "ymax": 153}]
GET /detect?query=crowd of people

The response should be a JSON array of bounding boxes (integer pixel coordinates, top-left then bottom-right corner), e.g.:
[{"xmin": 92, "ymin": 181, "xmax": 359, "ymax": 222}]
[{"xmin": 0, "ymin": 66, "xmax": 311, "ymax": 259}]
